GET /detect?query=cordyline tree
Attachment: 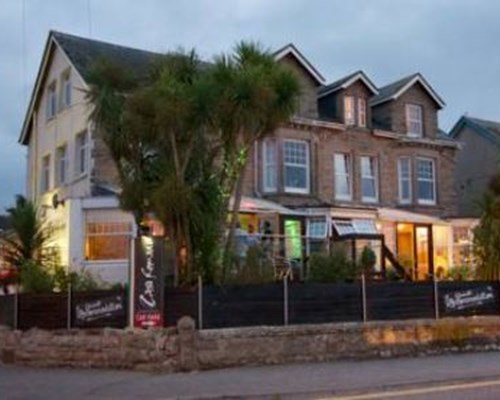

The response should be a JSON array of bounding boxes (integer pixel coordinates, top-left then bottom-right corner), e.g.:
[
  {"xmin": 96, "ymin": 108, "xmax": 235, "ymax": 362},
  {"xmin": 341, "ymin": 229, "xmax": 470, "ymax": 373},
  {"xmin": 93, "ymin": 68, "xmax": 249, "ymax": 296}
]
[
  {"xmin": 86, "ymin": 42, "xmax": 300, "ymax": 285},
  {"xmin": 474, "ymin": 173, "xmax": 500, "ymax": 280}
]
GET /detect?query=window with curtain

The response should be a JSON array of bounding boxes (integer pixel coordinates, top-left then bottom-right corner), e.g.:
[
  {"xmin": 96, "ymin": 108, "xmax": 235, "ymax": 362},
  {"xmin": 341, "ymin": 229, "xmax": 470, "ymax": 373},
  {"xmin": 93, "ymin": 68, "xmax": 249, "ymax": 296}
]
[{"xmin": 334, "ymin": 153, "xmax": 352, "ymax": 200}]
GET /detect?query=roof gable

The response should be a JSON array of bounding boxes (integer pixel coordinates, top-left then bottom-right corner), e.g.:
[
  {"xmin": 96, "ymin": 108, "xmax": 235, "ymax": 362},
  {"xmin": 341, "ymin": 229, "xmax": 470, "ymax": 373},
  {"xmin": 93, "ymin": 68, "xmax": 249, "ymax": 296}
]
[
  {"xmin": 318, "ymin": 70, "xmax": 378, "ymax": 98},
  {"xmin": 273, "ymin": 43, "xmax": 325, "ymax": 85},
  {"xmin": 370, "ymin": 73, "xmax": 445, "ymax": 109},
  {"xmin": 449, "ymin": 115, "xmax": 500, "ymax": 145}
]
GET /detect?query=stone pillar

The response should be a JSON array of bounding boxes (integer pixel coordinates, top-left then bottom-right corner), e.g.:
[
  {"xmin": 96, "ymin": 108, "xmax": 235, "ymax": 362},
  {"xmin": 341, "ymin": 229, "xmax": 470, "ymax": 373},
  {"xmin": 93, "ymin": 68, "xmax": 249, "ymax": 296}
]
[{"xmin": 177, "ymin": 316, "xmax": 198, "ymax": 371}]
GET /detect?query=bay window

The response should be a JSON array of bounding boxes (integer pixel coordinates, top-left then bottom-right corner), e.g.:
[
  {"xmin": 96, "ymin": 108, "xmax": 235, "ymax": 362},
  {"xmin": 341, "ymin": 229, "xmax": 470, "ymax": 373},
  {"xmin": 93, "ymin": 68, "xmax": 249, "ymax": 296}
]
[
  {"xmin": 398, "ymin": 157, "xmax": 412, "ymax": 204},
  {"xmin": 360, "ymin": 156, "xmax": 378, "ymax": 202},
  {"xmin": 283, "ymin": 140, "xmax": 310, "ymax": 193},
  {"xmin": 334, "ymin": 153, "xmax": 352, "ymax": 200},
  {"xmin": 417, "ymin": 158, "xmax": 436, "ymax": 205}
]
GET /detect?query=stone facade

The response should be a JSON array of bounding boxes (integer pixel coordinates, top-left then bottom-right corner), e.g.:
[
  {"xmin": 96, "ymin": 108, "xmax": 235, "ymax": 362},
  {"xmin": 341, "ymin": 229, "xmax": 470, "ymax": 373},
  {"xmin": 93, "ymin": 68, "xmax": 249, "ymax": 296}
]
[{"xmin": 2, "ymin": 317, "xmax": 500, "ymax": 372}]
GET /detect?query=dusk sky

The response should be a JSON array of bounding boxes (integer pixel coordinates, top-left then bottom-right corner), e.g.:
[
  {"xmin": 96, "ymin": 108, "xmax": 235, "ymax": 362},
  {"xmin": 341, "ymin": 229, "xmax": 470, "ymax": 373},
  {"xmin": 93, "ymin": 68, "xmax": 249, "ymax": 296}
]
[{"xmin": 2, "ymin": 0, "xmax": 500, "ymax": 210}]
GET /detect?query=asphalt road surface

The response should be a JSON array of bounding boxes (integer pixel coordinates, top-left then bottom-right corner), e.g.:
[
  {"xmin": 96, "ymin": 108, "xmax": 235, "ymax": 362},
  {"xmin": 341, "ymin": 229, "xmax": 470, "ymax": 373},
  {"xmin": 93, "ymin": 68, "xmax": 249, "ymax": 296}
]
[{"xmin": 1, "ymin": 352, "xmax": 500, "ymax": 399}]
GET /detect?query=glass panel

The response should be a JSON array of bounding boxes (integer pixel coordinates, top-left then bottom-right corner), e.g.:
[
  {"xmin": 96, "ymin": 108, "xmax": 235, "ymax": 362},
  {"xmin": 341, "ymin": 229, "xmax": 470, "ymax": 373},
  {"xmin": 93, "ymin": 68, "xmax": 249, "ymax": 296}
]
[
  {"xmin": 308, "ymin": 219, "xmax": 327, "ymax": 239},
  {"xmin": 334, "ymin": 153, "xmax": 351, "ymax": 199},
  {"xmin": 433, "ymin": 225, "xmax": 450, "ymax": 279},
  {"xmin": 284, "ymin": 141, "xmax": 308, "ymax": 192},
  {"xmin": 415, "ymin": 226, "xmax": 430, "ymax": 280},
  {"xmin": 397, "ymin": 223, "xmax": 414, "ymax": 276},
  {"xmin": 85, "ymin": 222, "xmax": 132, "ymax": 261},
  {"xmin": 263, "ymin": 140, "xmax": 277, "ymax": 191},
  {"xmin": 284, "ymin": 219, "xmax": 302, "ymax": 259},
  {"xmin": 285, "ymin": 166, "xmax": 307, "ymax": 189}
]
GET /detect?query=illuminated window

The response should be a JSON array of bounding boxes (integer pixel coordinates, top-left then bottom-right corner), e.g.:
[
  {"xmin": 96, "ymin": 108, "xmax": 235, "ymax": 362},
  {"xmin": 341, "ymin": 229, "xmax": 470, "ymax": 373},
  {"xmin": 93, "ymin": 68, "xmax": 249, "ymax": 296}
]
[
  {"xmin": 406, "ymin": 104, "xmax": 423, "ymax": 137},
  {"xmin": 85, "ymin": 222, "xmax": 132, "ymax": 261},
  {"xmin": 283, "ymin": 140, "xmax": 309, "ymax": 193},
  {"xmin": 344, "ymin": 96, "xmax": 355, "ymax": 125}
]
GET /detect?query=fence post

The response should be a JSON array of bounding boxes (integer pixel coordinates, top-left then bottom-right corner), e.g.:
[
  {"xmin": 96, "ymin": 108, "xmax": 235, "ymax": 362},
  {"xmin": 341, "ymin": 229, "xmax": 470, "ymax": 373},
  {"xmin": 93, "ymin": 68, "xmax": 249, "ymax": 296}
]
[
  {"xmin": 67, "ymin": 281, "xmax": 72, "ymax": 330},
  {"xmin": 433, "ymin": 275, "xmax": 440, "ymax": 320},
  {"xmin": 13, "ymin": 284, "xmax": 19, "ymax": 330},
  {"xmin": 197, "ymin": 275, "xmax": 203, "ymax": 330},
  {"xmin": 283, "ymin": 275, "xmax": 289, "ymax": 326},
  {"xmin": 361, "ymin": 273, "xmax": 367, "ymax": 323}
]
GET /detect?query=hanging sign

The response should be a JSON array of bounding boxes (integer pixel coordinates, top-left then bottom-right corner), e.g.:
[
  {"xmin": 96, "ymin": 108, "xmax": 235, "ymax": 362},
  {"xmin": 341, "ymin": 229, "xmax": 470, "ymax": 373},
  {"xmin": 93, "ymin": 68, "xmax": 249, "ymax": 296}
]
[{"xmin": 133, "ymin": 236, "xmax": 165, "ymax": 328}]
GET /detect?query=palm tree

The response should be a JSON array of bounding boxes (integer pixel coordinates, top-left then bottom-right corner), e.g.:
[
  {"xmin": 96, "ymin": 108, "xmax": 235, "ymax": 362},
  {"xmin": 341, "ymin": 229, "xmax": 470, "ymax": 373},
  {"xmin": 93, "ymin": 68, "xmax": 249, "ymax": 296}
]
[{"xmin": 2, "ymin": 195, "xmax": 51, "ymax": 268}]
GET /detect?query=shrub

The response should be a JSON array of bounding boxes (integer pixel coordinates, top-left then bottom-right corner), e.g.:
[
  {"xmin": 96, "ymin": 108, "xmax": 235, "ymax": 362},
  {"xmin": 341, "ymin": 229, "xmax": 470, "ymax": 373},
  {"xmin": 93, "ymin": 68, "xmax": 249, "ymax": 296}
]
[
  {"xmin": 360, "ymin": 246, "xmax": 377, "ymax": 275},
  {"xmin": 308, "ymin": 248, "xmax": 357, "ymax": 283},
  {"xmin": 19, "ymin": 261, "xmax": 54, "ymax": 293},
  {"xmin": 225, "ymin": 246, "xmax": 275, "ymax": 285},
  {"xmin": 447, "ymin": 265, "xmax": 474, "ymax": 281}
]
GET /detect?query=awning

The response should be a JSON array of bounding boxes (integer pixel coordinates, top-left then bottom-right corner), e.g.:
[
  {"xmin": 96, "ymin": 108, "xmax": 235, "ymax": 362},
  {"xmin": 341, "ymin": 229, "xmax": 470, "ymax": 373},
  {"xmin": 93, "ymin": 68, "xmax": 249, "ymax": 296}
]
[
  {"xmin": 377, "ymin": 207, "xmax": 449, "ymax": 225},
  {"xmin": 232, "ymin": 196, "xmax": 306, "ymax": 216},
  {"xmin": 332, "ymin": 219, "xmax": 380, "ymax": 237}
]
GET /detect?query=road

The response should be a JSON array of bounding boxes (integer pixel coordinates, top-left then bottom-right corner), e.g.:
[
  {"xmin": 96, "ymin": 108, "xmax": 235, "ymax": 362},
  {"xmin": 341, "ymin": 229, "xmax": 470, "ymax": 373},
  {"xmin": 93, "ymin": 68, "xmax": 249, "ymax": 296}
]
[{"xmin": 1, "ymin": 352, "xmax": 500, "ymax": 399}]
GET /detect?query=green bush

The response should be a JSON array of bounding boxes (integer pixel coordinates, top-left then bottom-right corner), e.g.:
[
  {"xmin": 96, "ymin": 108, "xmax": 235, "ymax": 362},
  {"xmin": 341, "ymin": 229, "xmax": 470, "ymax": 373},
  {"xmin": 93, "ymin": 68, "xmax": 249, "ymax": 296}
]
[
  {"xmin": 360, "ymin": 246, "xmax": 377, "ymax": 275},
  {"xmin": 225, "ymin": 246, "xmax": 275, "ymax": 285},
  {"xmin": 447, "ymin": 265, "xmax": 474, "ymax": 281},
  {"xmin": 19, "ymin": 261, "xmax": 54, "ymax": 293},
  {"xmin": 308, "ymin": 248, "xmax": 357, "ymax": 283}
]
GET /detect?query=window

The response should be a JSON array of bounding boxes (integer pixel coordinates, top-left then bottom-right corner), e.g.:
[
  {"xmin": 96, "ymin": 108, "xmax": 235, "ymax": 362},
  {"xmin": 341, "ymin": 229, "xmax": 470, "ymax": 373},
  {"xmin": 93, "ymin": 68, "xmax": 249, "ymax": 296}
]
[
  {"xmin": 332, "ymin": 219, "xmax": 378, "ymax": 237},
  {"xmin": 344, "ymin": 96, "xmax": 355, "ymax": 125},
  {"xmin": 334, "ymin": 153, "xmax": 352, "ymax": 200},
  {"xmin": 56, "ymin": 145, "xmax": 67, "ymax": 186},
  {"xmin": 59, "ymin": 69, "xmax": 71, "ymax": 109},
  {"xmin": 75, "ymin": 131, "xmax": 89, "ymax": 176},
  {"xmin": 46, "ymin": 81, "xmax": 57, "ymax": 120},
  {"xmin": 398, "ymin": 157, "xmax": 412, "ymax": 204},
  {"xmin": 406, "ymin": 104, "xmax": 423, "ymax": 137},
  {"xmin": 85, "ymin": 222, "xmax": 132, "ymax": 261},
  {"xmin": 417, "ymin": 158, "xmax": 436, "ymax": 204},
  {"xmin": 262, "ymin": 139, "xmax": 277, "ymax": 192},
  {"xmin": 360, "ymin": 156, "xmax": 378, "ymax": 202},
  {"xmin": 41, "ymin": 155, "xmax": 51, "ymax": 192},
  {"xmin": 358, "ymin": 98, "xmax": 367, "ymax": 127},
  {"xmin": 307, "ymin": 218, "xmax": 328, "ymax": 239},
  {"xmin": 283, "ymin": 140, "xmax": 309, "ymax": 193}
]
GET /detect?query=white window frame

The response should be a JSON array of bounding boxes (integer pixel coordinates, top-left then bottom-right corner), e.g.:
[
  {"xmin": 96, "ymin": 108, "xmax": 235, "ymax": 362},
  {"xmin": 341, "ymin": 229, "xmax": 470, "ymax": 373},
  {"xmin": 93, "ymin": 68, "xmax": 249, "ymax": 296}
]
[
  {"xmin": 56, "ymin": 144, "xmax": 67, "ymax": 186},
  {"xmin": 307, "ymin": 217, "xmax": 328, "ymax": 239},
  {"xmin": 46, "ymin": 81, "xmax": 57, "ymax": 120},
  {"xmin": 398, "ymin": 157, "xmax": 412, "ymax": 204},
  {"xmin": 416, "ymin": 157, "xmax": 436, "ymax": 205},
  {"xmin": 334, "ymin": 153, "xmax": 352, "ymax": 201},
  {"xmin": 41, "ymin": 154, "xmax": 51, "ymax": 193},
  {"xmin": 358, "ymin": 98, "xmax": 367, "ymax": 127},
  {"xmin": 406, "ymin": 103, "xmax": 423, "ymax": 137},
  {"xmin": 360, "ymin": 156, "xmax": 379, "ymax": 203},
  {"xmin": 75, "ymin": 131, "xmax": 89, "ymax": 177},
  {"xmin": 262, "ymin": 139, "xmax": 277, "ymax": 193},
  {"xmin": 344, "ymin": 96, "xmax": 355, "ymax": 126},
  {"xmin": 59, "ymin": 69, "xmax": 71, "ymax": 109},
  {"xmin": 283, "ymin": 139, "xmax": 310, "ymax": 194}
]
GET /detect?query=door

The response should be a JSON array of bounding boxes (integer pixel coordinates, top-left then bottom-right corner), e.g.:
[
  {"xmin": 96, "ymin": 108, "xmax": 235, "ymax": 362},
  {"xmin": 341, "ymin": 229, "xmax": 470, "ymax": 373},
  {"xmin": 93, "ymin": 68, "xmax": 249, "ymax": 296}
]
[{"xmin": 415, "ymin": 225, "xmax": 433, "ymax": 280}]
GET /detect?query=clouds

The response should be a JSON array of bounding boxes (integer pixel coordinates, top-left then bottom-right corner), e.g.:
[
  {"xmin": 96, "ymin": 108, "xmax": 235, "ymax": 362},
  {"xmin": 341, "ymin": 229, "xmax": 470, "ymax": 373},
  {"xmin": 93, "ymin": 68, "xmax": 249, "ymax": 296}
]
[{"xmin": 1, "ymin": 0, "xmax": 499, "ymax": 209}]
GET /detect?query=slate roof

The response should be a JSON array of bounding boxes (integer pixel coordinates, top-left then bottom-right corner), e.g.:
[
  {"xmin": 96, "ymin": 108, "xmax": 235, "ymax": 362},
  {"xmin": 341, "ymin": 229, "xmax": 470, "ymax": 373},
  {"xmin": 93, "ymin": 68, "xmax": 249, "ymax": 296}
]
[
  {"xmin": 369, "ymin": 73, "xmax": 418, "ymax": 105},
  {"xmin": 467, "ymin": 117, "xmax": 500, "ymax": 138},
  {"xmin": 52, "ymin": 31, "xmax": 161, "ymax": 81},
  {"xmin": 449, "ymin": 116, "xmax": 500, "ymax": 145},
  {"xmin": 318, "ymin": 70, "xmax": 378, "ymax": 97}
]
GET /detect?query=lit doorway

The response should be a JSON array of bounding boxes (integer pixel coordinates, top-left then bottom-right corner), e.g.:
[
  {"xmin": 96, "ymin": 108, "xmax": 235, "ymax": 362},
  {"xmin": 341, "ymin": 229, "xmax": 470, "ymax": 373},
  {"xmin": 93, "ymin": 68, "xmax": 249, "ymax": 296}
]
[{"xmin": 396, "ymin": 223, "xmax": 433, "ymax": 280}]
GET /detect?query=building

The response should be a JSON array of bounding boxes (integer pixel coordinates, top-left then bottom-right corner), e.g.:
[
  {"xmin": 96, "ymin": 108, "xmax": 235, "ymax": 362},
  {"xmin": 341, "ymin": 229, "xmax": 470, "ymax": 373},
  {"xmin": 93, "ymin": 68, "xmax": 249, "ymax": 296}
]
[{"xmin": 19, "ymin": 31, "xmax": 460, "ymax": 283}]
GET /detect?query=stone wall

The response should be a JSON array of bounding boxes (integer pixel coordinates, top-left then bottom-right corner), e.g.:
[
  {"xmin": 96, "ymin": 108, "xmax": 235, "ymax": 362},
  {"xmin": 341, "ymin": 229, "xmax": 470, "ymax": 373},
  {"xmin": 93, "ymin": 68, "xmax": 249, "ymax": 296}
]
[{"xmin": 2, "ymin": 317, "xmax": 500, "ymax": 372}]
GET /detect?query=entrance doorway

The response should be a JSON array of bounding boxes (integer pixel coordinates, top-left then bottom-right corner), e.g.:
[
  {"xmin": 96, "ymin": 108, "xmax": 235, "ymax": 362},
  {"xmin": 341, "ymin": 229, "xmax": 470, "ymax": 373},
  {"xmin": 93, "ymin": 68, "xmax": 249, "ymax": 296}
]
[{"xmin": 396, "ymin": 223, "xmax": 433, "ymax": 280}]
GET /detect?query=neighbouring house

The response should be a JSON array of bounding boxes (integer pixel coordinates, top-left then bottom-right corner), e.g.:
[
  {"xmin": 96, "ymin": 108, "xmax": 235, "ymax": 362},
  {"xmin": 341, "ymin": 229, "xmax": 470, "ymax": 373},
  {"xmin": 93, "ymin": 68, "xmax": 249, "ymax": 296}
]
[
  {"xmin": 19, "ymin": 30, "xmax": 461, "ymax": 284},
  {"xmin": 448, "ymin": 116, "xmax": 500, "ymax": 267}
]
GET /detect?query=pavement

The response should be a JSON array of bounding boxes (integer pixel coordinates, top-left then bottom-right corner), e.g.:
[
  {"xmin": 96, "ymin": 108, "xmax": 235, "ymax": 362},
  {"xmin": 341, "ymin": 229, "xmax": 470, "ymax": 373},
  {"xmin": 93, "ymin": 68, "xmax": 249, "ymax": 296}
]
[{"xmin": 1, "ymin": 352, "xmax": 500, "ymax": 399}]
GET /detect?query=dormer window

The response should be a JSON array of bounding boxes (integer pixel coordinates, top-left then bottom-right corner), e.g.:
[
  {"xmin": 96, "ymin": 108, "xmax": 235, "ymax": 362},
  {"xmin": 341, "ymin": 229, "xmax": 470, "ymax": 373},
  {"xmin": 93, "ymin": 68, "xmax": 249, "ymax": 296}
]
[
  {"xmin": 59, "ymin": 69, "xmax": 71, "ymax": 109},
  {"xmin": 358, "ymin": 98, "xmax": 367, "ymax": 127},
  {"xmin": 344, "ymin": 96, "xmax": 355, "ymax": 126},
  {"xmin": 406, "ymin": 104, "xmax": 423, "ymax": 137}
]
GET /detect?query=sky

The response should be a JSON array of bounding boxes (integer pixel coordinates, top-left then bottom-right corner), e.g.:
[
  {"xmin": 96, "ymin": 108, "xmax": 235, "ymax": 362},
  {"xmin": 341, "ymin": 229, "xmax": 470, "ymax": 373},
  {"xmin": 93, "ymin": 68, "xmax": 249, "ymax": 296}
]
[{"xmin": 1, "ymin": 0, "xmax": 500, "ymax": 210}]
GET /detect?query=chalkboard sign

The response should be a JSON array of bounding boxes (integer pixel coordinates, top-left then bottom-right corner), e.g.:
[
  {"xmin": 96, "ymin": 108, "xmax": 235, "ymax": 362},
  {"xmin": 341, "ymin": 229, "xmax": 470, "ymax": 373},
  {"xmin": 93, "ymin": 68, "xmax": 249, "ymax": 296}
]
[
  {"xmin": 74, "ymin": 294, "xmax": 126, "ymax": 325},
  {"xmin": 443, "ymin": 285, "xmax": 497, "ymax": 313}
]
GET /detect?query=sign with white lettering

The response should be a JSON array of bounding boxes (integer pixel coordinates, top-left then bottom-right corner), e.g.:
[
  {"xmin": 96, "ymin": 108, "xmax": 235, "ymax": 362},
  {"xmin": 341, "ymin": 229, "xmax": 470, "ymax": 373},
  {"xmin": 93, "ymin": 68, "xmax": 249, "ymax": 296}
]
[
  {"xmin": 443, "ymin": 286, "xmax": 497, "ymax": 312},
  {"xmin": 74, "ymin": 294, "xmax": 125, "ymax": 325},
  {"xmin": 133, "ymin": 236, "xmax": 165, "ymax": 328}
]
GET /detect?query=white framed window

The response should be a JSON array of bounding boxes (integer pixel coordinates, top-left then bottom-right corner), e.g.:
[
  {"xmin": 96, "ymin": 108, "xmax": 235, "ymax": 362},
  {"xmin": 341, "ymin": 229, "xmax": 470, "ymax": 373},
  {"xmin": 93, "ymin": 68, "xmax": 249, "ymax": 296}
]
[
  {"xmin": 417, "ymin": 158, "xmax": 436, "ymax": 205},
  {"xmin": 307, "ymin": 217, "xmax": 328, "ymax": 239},
  {"xmin": 85, "ymin": 222, "xmax": 132, "ymax": 261},
  {"xmin": 360, "ymin": 156, "xmax": 378, "ymax": 203},
  {"xmin": 334, "ymin": 153, "xmax": 352, "ymax": 200},
  {"xmin": 344, "ymin": 96, "xmax": 355, "ymax": 126},
  {"xmin": 262, "ymin": 139, "xmax": 277, "ymax": 192},
  {"xmin": 46, "ymin": 81, "xmax": 57, "ymax": 120},
  {"xmin": 406, "ymin": 104, "xmax": 423, "ymax": 137},
  {"xmin": 59, "ymin": 69, "xmax": 71, "ymax": 109},
  {"xmin": 283, "ymin": 140, "xmax": 310, "ymax": 194},
  {"xmin": 56, "ymin": 145, "xmax": 67, "ymax": 186},
  {"xmin": 41, "ymin": 155, "xmax": 51, "ymax": 193},
  {"xmin": 398, "ymin": 157, "xmax": 412, "ymax": 204},
  {"xmin": 75, "ymin": 131, "xmax": 89, "ymax": 176},
  {"xmin": 358, "ymin": 98, "xmax": 367, "ymax": 127}
]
